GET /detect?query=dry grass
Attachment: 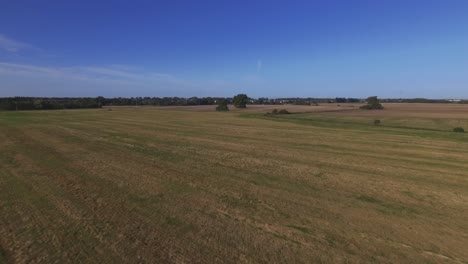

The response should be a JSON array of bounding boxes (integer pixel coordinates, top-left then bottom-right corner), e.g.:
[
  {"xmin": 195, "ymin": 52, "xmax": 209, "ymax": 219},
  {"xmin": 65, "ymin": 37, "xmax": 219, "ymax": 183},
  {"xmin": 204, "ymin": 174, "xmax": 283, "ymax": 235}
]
[{"xmin": 0, "ymin": 104, "xmax": 467, "ymax": 263}]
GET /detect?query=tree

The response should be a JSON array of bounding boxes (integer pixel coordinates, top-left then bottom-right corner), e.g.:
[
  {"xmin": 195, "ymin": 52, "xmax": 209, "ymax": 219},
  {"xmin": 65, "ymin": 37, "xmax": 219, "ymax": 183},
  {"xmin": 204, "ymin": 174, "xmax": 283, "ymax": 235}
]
[
  {"xmin": 233, "ymin": 94, "xmax": 248, "ymax": 108},
  {"xmin": 216, "ymin": 99, "xmax": 229, "ymax": 111},
  {"xmin": 360, "ymin": 96, "xmax": 384, "ymax": 110},
  {"xmin": 96, "ymin": 96, "xmax": 105, "ymax": 108}
]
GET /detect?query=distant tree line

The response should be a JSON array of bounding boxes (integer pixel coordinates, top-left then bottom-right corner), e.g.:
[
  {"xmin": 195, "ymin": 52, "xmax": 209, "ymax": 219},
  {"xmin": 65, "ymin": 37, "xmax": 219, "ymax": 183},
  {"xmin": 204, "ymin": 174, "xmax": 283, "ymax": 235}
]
[
  {"xmin": 1, "ymin": 96, "xmax": 466, "ymax": 111},
  {"xmin": 335, "ymin": 97, "xmax": 362, "ymax": 103},
  {"xmin": 0, "ymin": 96, "xmax": 228, "ymax": 111},
  {"xmin": 0, "ymin": 96, "xmax": 344, "ymax": 111},
  {"xmin": 255, "ymin": 97, "xmax": 362, "ymax": 105},
  {"xmin": 380, "ymin": 98, "xmax": 468, "ymax": 104},
  {"xmin": 0, "ymin": 97, "xmax": 105, "ymax": 111},
  {"xmin": 104, "ymin": 96, "xmax": 226, "ymax": 106},
  {"xmin": 101, "ymin": 97, "xmax": 468, "ymax": 105}
]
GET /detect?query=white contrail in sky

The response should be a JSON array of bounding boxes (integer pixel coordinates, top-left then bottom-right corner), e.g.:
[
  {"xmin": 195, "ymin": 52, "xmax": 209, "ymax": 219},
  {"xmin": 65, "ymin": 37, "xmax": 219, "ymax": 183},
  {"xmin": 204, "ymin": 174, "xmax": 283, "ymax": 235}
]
[{"xmin": 257, "ymin": 59, "xmax": 262, "ymax": 72}]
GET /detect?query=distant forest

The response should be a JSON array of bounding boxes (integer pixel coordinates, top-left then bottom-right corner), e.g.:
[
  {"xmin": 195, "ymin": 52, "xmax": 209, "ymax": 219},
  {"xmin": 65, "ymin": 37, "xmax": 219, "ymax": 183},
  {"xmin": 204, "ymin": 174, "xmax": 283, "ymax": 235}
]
[{"xmin": 0, "ymin": 96, "xmax": 466, "ymax": 111}]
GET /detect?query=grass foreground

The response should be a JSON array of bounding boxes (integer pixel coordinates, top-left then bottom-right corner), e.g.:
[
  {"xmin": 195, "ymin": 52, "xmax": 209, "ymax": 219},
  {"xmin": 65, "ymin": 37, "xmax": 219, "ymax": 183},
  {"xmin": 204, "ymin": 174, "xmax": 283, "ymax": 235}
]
[{"xmin": 0, "ymin": 105, "xmax": 467, "ymax": 263}]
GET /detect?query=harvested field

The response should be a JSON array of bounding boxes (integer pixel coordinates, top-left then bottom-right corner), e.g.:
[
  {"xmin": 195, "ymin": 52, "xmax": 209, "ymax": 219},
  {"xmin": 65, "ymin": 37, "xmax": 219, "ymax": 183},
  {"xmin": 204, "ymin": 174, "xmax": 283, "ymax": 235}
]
[
  {"xmin": 0, "ymin": 104, "xmax": 467, "ymax": 263},
  {"xmin": 144, "ymin": 104, "xmax": 358, "ymax": 113},
  {"xmin": 332, "ymin": 103, "xmax": 468, "ymax": 118}
]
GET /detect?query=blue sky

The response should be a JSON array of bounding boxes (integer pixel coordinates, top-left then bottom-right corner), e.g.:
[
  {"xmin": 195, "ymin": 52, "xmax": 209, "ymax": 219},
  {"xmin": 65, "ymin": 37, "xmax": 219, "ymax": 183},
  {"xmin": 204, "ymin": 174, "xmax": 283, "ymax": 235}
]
[{"xmin": 1, "ymin": 0, "xmax": 468, "ymax": 98}]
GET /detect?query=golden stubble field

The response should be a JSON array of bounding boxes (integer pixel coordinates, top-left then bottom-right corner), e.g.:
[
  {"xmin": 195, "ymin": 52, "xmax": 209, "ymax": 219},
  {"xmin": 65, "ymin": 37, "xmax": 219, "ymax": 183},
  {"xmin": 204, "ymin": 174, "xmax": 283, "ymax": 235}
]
[{"xmin": 0, "ymin": 103, "xmax": 467, "ymax": 263}]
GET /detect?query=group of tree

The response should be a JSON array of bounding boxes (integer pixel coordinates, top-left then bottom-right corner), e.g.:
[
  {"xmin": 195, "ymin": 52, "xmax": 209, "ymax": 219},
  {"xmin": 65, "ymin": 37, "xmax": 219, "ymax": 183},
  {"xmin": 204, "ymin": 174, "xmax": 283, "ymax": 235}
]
[
  {"xmin": 360, "ymin": 96, "xmax": 384, "ymax": 110},
  {"xmin": 215, "ymin": 94, "xmax": 248, "ymax": 111},
  {"xmin": 233, "ymin": 94, "xmax": 248, "ymax": 108},
  {"xmin": 215, "ymin": 99, "xmax": 229, "ymax": 111}
]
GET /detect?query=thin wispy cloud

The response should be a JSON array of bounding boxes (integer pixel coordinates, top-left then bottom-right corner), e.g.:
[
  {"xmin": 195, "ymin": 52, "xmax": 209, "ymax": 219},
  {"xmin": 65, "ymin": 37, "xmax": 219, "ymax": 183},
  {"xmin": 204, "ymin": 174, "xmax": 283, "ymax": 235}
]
[
  {"xmin": 0, "ymin": 34, "xmax": 36, "ymax": 52},
  {"xmin": 0, "ymin": 62, "xmax": 237, "ymax": 97},
  {"xmin": 79, "ymin": 66, "xmax": 174, "ymax": 81},
  {"xmin": 79, "ymin": 66, "xmax": 152, "ymax": 80},
  {"xmin": 0, "ymin": 62, "xmax": 60, "ymax": 75},
  {"xmin": 257, "ymin": 59, "xmax": 262, "ymax": 72},
  {"xmin": 0, "ymin": 62, "xmax": 174, "ymax": 84}
]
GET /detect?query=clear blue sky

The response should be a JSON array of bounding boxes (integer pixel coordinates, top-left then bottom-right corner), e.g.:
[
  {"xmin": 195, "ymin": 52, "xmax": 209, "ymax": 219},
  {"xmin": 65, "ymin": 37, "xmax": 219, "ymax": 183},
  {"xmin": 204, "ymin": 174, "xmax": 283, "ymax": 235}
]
[{"xmin": 1, "ymin": 0, "xmax": 468, "ymax": 98}]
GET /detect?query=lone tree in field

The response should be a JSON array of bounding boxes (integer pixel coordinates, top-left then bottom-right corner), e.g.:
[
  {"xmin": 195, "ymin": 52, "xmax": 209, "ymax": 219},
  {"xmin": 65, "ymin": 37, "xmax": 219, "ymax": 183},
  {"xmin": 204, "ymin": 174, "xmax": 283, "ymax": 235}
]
[
  {"xmin": 216, "ymin": 99, "xmax": 229, "ymax": 111},
  {"xmin": 233, "ymin": 94, "xmax": 248, "ymax": 108},
  {"xmin": 360, "ymin": 96, "xmax": 384, "ymax": 110}
]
